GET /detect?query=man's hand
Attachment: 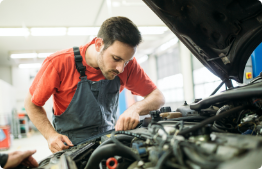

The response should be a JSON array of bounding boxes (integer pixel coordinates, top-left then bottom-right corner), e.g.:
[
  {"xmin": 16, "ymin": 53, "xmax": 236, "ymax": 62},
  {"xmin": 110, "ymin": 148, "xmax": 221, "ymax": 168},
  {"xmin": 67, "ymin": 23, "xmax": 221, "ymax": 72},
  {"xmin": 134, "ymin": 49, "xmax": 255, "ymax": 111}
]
[
  {"xmin": 115, "ymin": 89, "xmax": 165, "ymax": 131},
  {"xmin": 47, "ymin": 133, "xmax": 74, "ymax": 153},
  {"xmin": 4, "ymin": 150, "xmax": 38, "ymax": 169},
  {"xmin": 115, "ymin": 107, "xmax": 140, "ymax": 131}
]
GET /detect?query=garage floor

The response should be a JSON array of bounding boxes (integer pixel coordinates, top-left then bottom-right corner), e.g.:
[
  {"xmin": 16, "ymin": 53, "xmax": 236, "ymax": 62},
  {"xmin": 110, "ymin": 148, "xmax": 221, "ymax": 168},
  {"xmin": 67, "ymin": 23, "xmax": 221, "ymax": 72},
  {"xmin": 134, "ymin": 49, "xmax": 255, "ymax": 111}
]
[{"xmin": 0, "ymin": 132, "xmax": 52, "ymax": 163}]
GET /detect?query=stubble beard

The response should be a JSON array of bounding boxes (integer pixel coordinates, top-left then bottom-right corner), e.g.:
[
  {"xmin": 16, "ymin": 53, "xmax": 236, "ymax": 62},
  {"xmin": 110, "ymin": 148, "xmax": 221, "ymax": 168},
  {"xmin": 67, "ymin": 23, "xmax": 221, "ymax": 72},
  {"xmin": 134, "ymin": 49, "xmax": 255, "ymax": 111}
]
[{"xmin": 98, "ymin": 52, "xmax": 118, "ymax": 80}]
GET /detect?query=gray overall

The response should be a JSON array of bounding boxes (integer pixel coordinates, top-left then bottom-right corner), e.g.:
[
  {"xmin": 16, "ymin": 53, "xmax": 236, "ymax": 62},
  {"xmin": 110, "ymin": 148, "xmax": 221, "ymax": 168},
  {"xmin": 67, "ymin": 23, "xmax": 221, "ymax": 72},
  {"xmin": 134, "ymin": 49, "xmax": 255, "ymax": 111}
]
[{"xmin": 52, "ymin": 47, "xmax": 120, "ymax": 145}]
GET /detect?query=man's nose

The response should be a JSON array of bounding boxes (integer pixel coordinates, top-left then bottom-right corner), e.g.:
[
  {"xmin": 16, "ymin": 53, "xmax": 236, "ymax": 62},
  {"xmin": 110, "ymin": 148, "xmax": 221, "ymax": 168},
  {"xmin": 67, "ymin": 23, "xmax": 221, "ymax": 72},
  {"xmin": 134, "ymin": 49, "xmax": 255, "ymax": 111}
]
[{"xmin": 116, "ymin": 61, "xmax": 125, "ymax": 74}]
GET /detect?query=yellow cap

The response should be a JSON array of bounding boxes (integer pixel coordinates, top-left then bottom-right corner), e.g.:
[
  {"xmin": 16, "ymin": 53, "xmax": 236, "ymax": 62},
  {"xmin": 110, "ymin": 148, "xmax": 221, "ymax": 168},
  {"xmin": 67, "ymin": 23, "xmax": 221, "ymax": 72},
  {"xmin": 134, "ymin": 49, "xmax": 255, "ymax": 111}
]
[{"xmin": 246, "ymin": 72, "xmax": 252, "ymax": 79}]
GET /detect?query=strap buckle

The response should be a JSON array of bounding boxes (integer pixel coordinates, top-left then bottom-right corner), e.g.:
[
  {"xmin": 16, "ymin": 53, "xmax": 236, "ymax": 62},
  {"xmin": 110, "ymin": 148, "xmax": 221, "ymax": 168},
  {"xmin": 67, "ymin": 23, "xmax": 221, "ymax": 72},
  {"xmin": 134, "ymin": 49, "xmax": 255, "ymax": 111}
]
[
  {"xmin": 77, "ymin": 66, "xmax": 86, "ymax": 71},
  {"xmin": 78, "ymin": 66, "xmax": 86, "ymax": 79},
  {"xmin": 75, "ymin": 55, "xmax": 82, "ymax": 62}
]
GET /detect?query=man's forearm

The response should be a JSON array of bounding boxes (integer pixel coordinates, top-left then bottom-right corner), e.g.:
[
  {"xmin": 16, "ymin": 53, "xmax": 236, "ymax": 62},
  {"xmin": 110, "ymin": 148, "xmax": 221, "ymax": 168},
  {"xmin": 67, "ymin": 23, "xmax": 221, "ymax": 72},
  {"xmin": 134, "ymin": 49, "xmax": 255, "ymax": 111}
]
[
  {"xmin": 132, "ymin": 88, "xmax": 165, "ymax": 116},
  {"xmin": 24, "ymin": 92, "xmax": 57, "ymax": 140}
]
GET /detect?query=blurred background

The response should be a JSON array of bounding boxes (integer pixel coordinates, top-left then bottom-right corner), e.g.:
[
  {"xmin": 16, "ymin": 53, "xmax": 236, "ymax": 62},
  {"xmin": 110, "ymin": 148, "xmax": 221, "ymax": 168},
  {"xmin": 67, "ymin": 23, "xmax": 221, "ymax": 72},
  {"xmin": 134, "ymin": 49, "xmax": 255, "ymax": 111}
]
[{"xmin": 0, "ymin": 0, "xmax": 255, "ymax": 163}]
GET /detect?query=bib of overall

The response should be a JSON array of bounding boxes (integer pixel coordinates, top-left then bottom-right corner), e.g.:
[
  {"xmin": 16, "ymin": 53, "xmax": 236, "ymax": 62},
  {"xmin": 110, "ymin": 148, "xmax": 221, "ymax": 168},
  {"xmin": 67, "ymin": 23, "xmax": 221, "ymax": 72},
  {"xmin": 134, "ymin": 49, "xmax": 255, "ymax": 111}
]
[{"xmin": 52, "ymin": 47, "xmax": 120, "ymax": 145}]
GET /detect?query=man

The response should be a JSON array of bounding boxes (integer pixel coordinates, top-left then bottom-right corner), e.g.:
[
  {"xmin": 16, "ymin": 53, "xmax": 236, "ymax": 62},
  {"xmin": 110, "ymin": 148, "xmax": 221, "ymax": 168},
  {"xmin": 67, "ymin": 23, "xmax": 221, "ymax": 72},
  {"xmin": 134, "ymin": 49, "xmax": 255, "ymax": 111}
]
[
  {"xmin": 0, "ymin": 150, "xmax": 38, "ymax": 168},
  {"xmin": 25, "ymin": 16, "xmax": 165, "ymax": 153}
]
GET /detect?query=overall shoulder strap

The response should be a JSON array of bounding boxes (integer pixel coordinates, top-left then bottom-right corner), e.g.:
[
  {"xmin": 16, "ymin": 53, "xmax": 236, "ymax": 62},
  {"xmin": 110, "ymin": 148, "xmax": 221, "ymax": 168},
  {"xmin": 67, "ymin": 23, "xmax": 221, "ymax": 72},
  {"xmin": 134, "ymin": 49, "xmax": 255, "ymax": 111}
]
[{"xmin": 73, "ymin": 47, "xmax": 86, "ymax": 78}]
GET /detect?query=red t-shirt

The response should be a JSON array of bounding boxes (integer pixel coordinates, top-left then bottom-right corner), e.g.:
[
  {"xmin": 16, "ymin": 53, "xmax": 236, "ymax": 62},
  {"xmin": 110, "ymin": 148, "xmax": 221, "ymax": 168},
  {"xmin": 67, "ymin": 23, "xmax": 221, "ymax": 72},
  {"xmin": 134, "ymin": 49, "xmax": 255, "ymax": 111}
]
[{"xmin": 30, "ymin": 38, "xmax": 157, "ymax": 115}]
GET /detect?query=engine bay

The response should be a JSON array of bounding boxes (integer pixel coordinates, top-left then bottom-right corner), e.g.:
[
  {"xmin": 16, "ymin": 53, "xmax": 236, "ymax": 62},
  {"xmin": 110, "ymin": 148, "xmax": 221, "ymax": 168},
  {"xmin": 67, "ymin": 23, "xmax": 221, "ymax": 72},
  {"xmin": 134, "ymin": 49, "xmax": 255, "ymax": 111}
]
[{"xmin": 17, "ymin": 76, "xmax": 262, "ymax": 169}]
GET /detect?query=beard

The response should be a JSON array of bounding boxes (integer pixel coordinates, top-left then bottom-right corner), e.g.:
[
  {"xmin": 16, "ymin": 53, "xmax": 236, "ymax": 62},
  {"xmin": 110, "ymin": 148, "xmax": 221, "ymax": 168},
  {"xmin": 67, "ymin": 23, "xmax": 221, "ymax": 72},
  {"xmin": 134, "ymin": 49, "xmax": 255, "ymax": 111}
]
[
  {"xmin": 97, "ymin": 51, "xmax": 119, "ymax": 80},
  {"xmin": 102, "ymin": 69, "xmax": 119, "ymax": 80}
]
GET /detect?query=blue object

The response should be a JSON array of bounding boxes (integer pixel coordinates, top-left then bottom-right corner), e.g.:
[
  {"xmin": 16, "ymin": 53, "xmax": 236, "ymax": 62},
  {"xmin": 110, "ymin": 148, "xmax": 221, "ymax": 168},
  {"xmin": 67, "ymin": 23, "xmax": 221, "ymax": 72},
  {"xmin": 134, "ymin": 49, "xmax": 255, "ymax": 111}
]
[
  {"xmin": 132, "ymin": 142, "xmax": 147, "ymax": 155},
  {"xmin": 241, "ymin": 129, "xmax": 256, "ymax": 135},
  {"xmin": 118, "ymin": 88, "xmax": 127, "ymax": 116},
  {"xmin": 0, "ymin": 129, "xmax": 6, "ymax": 141},
  {"xmin": 251, "ymin": 43, "xmax": 262, "ymax": 78}
]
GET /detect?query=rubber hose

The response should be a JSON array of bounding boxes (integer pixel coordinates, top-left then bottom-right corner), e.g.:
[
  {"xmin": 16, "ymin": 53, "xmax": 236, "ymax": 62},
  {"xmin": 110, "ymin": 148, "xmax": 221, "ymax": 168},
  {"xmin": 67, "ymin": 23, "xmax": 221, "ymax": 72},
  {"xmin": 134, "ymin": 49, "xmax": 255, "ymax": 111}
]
[
  {"xmin": 182, "ymin": 146, "xmax": 220, "ymax": 168},
  {"xmin": 178, "ymin": 106, "xmax": 245, "ymax": 136},
  {"xmin": 98, "ymin": 135, "xmax": 134, "ymax": 148},
  {"xmin": 84, "ymin": 143, "xmax": 139, "ymax": 169},
  {"xmin": 166, "ymin": 116, "xmax": 208, "ymax": 122},
  {"xmin": 155, "ymin": 150, "xmax": 172, "ymax": 169},
  {"xmin": 110, "ymin": 131, "xmax": 141, "ymax": 161}
]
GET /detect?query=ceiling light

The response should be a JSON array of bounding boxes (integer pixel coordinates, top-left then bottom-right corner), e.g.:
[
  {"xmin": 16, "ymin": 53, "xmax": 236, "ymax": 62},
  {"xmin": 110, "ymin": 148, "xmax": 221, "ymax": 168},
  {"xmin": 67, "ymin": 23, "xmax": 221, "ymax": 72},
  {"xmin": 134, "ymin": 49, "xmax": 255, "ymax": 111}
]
[
  {"xmin": 137, "ymin": 55, "xmax": 148, "ymax": 64},
  {"xmin": 38, "ymin": 53, "xmax": 53, "ymax": 58},
  {"xmin": 19, "ymin": 63, "xmax": 42, "ymax": 69},
  {"xmin": 138, "ymin": 27, "xmax": 168, "ymax": 35},
  {"xmin": 0, "ymin": 28, "xmax": 30, "ymax": 36},
  {"xmin": 31, "ymin": 28, "xmax": 66, "ymax": 36},
  {"xmin": 112, "ymin": 1, "xmax": 120, "ymax": 7},
  {"xmin": 122, "ymin": 0, "xmax": 145, "ymax": 6},
  {"xmin": 10, "ymin": 53, "xmax": 37, "ymax": 59},
  {"xmin": 67, "ymin": 27, "xmax": 100, "ymax": 36}
]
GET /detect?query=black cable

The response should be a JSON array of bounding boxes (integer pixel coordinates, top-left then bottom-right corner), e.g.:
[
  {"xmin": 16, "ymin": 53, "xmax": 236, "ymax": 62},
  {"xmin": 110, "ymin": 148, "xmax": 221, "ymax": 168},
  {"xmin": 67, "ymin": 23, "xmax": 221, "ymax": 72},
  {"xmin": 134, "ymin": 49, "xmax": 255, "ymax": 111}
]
[
  {"xmin": 98, "ymin": 135, "xmax": 134, "ymax": 148},
  {"xmin": 172, "ymin": 140, "xmax": 185, "ymax": 167},
  {"xmin": 178, "ymin": 106, "xmax": 245, "ymax": 136},
  {"xmin": 213, "ymin": 121, "xmax": 227, "ymax": 129},
  {"xmin": 114, "ymin": 131, "xmax": 146, "ymax": 140},
  {"xmin": 165, "ymin": 160, "xmax": 182, "ymax": 168},
  {"xmin": 180, "ymin": 121, "xmax": 184, "ymax": 130},
  {"xmin": 180, "ymin": 142, "xmax": 221, "ymax": 169},
  {"xmin": 155, "ymin": 150, "xmax": 172, "ymax": 169},
  {"xmin": 110, "ymin": 131, "xmax": 141, "ymax": 161},
  {"xmin": 212, "ymin": 125, "xmax": 228, "ymax": 132},
  {"xmin": 148, "ymin": 122, "xmax": 168, "ymax": 135},
  {"xmin": 166, "ymin": 116, "xmax": 208, "ymax": 122},
  {"xmin": 236, "ymin": 110, "xmax": 248, "ymax": 124},
  {"xmin": 182, "ymin": 145, "xmax": 220, "ymax": 168},
  {"xmin": 213, "ymin": 121, "xmax": 234, "ymax": 131},
  {"xmin": 158, "ymin": 121, "xmax": 199, "ymax": 126}
]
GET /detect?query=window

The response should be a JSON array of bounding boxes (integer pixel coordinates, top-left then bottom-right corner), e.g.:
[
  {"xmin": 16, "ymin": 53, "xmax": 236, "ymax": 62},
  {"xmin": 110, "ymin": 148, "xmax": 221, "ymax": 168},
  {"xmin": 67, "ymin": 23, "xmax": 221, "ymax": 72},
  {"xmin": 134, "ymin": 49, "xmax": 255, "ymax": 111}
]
[
  {"xmin": 157, "ymin": 47, "xmax": 180, "ymax": 79},
  {"xmin": 156, "ymin": 46, "xmax": 184, "ymax": 109},
  {"xmin": 192, "ymin": 55, "xmax": 239, "ymax": 99},
  {"xmin": 157, "ymin": 74, "xmax": 184, "ymax": 102}
]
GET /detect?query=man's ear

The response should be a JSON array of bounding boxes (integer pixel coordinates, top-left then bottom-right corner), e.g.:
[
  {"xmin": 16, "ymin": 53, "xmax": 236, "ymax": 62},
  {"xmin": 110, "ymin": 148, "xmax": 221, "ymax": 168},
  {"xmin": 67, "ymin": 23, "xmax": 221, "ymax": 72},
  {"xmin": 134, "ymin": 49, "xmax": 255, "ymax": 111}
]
[{"xmin": 94, "ymin": 38, "xmax": 104, "ymax": 52}]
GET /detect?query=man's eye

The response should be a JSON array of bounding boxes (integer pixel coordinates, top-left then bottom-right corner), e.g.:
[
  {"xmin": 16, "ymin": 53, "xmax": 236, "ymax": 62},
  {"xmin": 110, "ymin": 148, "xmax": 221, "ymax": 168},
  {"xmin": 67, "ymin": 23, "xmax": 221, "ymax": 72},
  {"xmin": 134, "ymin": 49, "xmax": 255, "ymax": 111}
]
[{"xmin": 113, "ymin": 57, "xmax": 121, "ymax": 61}]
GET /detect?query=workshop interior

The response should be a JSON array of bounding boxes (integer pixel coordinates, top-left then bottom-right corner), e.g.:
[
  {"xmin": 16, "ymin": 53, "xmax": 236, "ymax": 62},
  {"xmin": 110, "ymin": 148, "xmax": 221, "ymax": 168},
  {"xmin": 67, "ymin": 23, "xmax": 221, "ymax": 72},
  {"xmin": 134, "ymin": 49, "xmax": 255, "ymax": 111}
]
[{"xmin": 1, "ymin": 0, "xmax": 262, "ymax": 168}]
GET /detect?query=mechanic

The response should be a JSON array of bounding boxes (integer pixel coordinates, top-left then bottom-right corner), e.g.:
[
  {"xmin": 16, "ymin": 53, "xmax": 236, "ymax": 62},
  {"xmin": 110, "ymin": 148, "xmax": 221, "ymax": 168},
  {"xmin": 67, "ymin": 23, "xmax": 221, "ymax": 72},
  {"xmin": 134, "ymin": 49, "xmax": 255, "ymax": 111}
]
[
  {"xmin": 0, "ymin": 150, "xmax": 38, "ymax": 168},
  {"xmin": 24, "ymin": 16, "xmax": 165, "ymax": 153}
]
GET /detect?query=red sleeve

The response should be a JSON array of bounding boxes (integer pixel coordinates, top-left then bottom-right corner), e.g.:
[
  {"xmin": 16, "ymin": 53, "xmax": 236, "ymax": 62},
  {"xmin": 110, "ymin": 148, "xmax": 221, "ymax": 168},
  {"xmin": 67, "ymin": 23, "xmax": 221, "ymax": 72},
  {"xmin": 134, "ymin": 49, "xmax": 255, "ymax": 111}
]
[
  {"xmin": 29, "ymin": 58, "xmax": 60, "ymax": 106},
  {"xmin": 124, "ymin": 57, "xmax": 157, "ymax": 96}
]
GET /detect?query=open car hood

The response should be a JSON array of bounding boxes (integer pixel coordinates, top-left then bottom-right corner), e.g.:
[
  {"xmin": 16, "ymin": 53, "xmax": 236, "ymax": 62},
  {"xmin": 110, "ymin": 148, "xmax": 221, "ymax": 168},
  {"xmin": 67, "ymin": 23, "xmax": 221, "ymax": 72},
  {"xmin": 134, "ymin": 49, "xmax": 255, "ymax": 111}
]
[{"xmin": 143, "ymin": 0, "xmax": 262, "ymax": 83}]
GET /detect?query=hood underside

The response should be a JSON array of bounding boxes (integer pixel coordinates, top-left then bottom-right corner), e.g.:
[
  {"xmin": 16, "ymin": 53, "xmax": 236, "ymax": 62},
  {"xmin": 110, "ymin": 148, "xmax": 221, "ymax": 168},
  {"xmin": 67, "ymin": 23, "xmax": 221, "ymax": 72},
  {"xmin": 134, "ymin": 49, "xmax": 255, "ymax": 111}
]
[{"xmin": 143, "ymin": 0, "xmax": 262, "ymax": 83}]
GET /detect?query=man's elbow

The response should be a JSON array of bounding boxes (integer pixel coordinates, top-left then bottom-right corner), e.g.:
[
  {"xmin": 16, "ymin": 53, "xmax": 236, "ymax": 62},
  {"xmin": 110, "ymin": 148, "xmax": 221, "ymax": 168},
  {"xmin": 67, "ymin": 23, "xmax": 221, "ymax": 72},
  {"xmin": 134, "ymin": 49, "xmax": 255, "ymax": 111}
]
[
  {"xmin": 24, "ymin": 92, "xmax": 36, "ymax": 115},
  {"xmin": 157, "ymin": 89, "xmax": 165, "ymax": 107},
  {"xmin": 149, "ymin": 88, "xmax": 165, "ymax": 107}
]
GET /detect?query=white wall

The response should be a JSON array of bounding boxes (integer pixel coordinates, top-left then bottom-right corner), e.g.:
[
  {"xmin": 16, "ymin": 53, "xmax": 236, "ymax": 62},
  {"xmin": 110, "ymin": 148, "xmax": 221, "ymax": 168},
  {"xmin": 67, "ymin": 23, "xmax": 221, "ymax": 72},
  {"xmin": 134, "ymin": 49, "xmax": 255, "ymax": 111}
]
[
  {"xmin": 0, "ymin": 66, "xmax": 15, "ymax": 125},
  {"xmin": 12, "ymin": 67, "xmax": 53, "ymax": 121},
  {"xmin": 0, "ymin": 66, "xmax": 12, "ymax": 85},
  {"xmin": 0, "ymin": 79, "xmax": 15, "ymax": 125}
]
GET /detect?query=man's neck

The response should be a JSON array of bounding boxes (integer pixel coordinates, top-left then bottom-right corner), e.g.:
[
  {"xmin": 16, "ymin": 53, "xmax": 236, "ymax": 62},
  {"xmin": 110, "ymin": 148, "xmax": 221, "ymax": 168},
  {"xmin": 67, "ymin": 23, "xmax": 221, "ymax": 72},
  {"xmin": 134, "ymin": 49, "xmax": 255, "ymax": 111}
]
[{"xmin": 85, "ymin": 44, "xmax": 99, "ymax": 68}]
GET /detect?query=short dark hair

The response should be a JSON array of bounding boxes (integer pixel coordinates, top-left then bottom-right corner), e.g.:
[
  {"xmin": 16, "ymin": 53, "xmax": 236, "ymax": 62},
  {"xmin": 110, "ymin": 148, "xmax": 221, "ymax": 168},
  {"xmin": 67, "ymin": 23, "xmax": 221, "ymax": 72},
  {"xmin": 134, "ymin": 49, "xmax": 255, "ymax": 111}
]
[{"xmin": 97, "ymin": 16, "xmax": 142, "ymax": 50}]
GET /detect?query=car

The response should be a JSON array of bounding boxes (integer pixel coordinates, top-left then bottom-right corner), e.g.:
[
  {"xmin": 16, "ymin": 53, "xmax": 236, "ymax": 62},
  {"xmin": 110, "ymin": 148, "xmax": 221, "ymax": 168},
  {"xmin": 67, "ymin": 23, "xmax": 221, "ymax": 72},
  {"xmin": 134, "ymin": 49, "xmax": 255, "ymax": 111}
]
[{"xmin": 16, "ymin": 0, "xmax": 262, "ymax": 168}]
